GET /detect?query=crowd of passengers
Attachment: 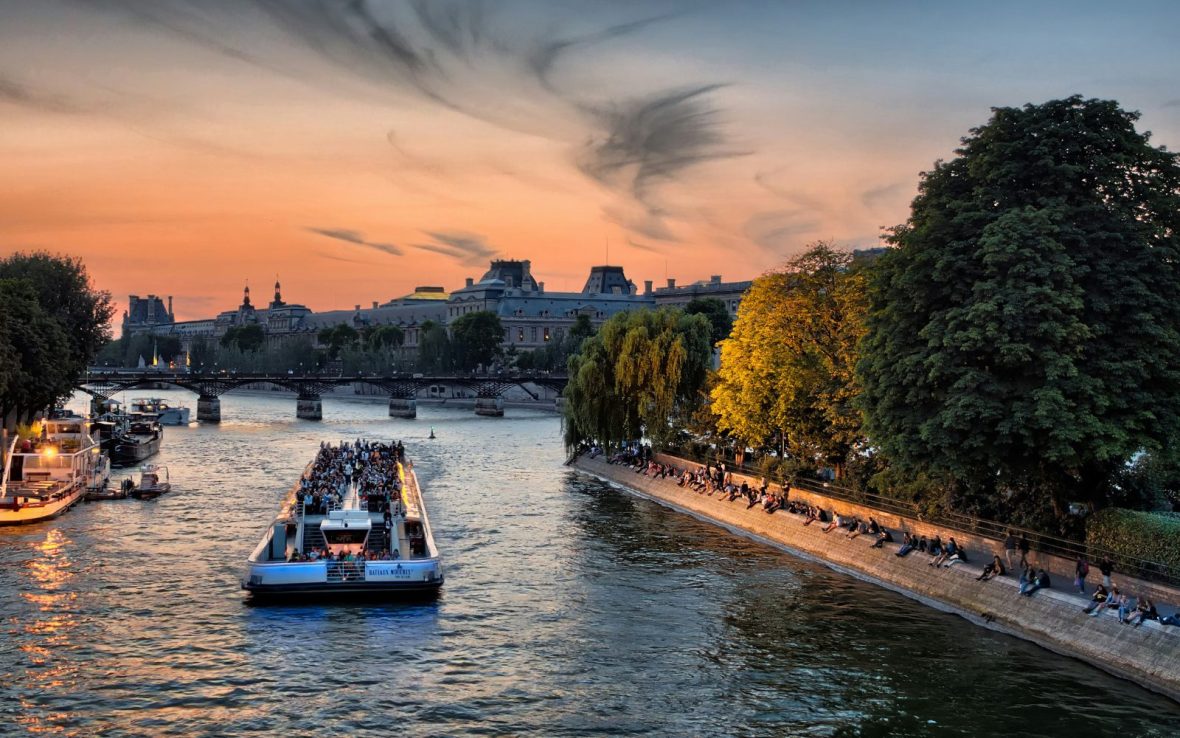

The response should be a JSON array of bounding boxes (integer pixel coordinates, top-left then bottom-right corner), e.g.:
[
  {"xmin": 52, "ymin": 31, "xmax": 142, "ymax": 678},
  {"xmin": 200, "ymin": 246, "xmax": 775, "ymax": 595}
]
[
  {"xmin": 591, "ymin": 444, "xmax": 1180, "ymax": 628},
  {"xmin": 287, "ymin": 546, "xmax": 401, "ymax": 563},
  {"xmin": 295, "ymin": 439, "xmax": 407, "ymax": 516}
]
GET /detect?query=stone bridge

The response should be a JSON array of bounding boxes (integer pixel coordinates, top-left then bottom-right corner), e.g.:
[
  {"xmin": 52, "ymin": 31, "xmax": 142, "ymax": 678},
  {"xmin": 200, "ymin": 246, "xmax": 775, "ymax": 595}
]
[{"xmin": 78, "ymin": 371, "xmax": 568, "ymax": 422}]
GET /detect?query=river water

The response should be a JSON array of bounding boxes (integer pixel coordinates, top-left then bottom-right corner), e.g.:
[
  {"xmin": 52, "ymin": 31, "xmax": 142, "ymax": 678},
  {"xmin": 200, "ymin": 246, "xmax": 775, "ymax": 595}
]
[{"xmin": 1, "ymin": 390, "xmax": 1176, "ymax": 737}]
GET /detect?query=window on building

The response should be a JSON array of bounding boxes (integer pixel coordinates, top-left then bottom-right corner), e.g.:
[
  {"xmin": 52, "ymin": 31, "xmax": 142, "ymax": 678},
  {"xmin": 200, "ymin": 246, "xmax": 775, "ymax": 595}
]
[
  {"xmin": 518, "ymin": 328, "xmax": 525, "ymax": 342},
  {"xmin": 543, "ymin": 327, "xmax": 550, "ymax": 342},
  {"xmin": 531, "ymin": 326, "xmax": 537, "ymax": 342}
]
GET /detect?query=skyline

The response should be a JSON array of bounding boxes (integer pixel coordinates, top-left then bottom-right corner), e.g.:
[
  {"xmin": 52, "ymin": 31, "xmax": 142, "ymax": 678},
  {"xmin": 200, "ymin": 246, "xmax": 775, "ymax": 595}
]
[{"xmin": 3, "ymin": 1, "xmax": 1180, "ymax": 321}]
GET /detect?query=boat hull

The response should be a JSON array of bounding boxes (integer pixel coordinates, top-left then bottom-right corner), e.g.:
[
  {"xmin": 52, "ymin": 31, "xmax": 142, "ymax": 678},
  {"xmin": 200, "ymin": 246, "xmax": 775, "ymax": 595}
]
[
  {"xmin": 111, "ymin": 435, "xmax": 161, "ymax": 467},
  {"xmin": 0, "ymin": 487, "xmax": 86, "ymax": 525}
]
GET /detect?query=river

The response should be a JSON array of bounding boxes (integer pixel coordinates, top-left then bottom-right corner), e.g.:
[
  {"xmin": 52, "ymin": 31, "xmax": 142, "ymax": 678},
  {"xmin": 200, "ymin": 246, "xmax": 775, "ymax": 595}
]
[{"xmin": 1, "ymin": 390, "xmax": 1176, "ymax": 737}]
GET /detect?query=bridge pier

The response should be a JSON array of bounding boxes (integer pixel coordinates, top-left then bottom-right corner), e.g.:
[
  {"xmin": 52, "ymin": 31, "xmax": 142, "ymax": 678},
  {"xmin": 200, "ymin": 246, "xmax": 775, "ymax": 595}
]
[
  {"xmin": 197, "ymin": 396, "xmax": 221, "ymax": 424},
  {"xmin": 296, "ymin": 395, "xmax": 323, "ymax": 421},
  {"xmin": 474, "ymin": 396, "xmax": 504, "ymax": 417},
  {"xmin": 388, "ymin": 396, "xmax": 417, "ymax": 419}
]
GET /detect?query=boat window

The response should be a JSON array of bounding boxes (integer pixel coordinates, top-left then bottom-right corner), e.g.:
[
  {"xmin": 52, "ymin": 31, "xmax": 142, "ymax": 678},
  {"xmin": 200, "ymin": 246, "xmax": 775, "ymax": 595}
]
[{"xmin": 323, "ymin": 529, "xmax": 368, "ymax": 545}]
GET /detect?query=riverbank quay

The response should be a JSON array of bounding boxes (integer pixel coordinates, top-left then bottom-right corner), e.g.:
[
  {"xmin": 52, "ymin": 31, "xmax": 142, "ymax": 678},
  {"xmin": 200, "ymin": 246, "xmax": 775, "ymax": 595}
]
[{"xmin": 571, "ymin": 454, "xmax": 1180, "ymax": 703}]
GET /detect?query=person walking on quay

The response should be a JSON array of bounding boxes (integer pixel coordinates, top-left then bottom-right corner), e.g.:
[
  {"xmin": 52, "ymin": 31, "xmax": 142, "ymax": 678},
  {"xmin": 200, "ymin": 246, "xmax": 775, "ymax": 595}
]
[
  {"xmin": 1098, "ymin": 558, "xmax": 1114, "ymax": 590},
  {"xmin": 1003, "ymin": 531, "xmax": 1017, "ymax": 570},
  {"xmin": 1018, "ymin": 533, "xmax": 1030, "ymax": 569},
  {"xmin": 1074, "ymin": 556, "xmax": 1090, "ymax": 594}
]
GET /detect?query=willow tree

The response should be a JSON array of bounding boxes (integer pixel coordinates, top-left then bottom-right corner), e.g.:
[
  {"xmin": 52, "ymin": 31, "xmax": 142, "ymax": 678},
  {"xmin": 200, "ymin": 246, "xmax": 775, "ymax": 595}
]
[
  {"xmin": 563, "ymin": 308, "xmax": 711, "ymax": 451},
  {"xmin": 857, "ymin": 96, "xmax": 1180, "ymax": 525},
  {"xmin": 711, "ymin": 243, "xmax": 868, "ymax": 476}
]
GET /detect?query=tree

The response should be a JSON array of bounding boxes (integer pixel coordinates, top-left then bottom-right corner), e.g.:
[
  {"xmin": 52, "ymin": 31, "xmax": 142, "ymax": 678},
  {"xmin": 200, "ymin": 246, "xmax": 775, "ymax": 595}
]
[
  {"xmin": 367, "ymin": 325, "xmax": 404, "ymax": 350},
  {"xmin": 857, "ymin": 96, "xmax": 1180, "ymax": 526},
  {"xmin": 222, "ymin": 323, "xmax": 267, "ymax": 353},
  {"xmin": 563, "ymin": 307, "xmax": 711, "ymax": 450},
  {"xmin": 0, "ymin": 251, "xmax": 113, "ymax": 377},
  {"xmin": 417, "ymin": 320, "xmax": 452, "ymax": 373},
  {"xmin": 0, "ymin": 278, "xmax": 72, "ymax": 423},
  {"xmin": 711, "ymin": 243, "xmax": 868, "ymax": 476},
  {"xmin": 450, "ymin": 311, "xmax": 504, "ymax": 371},
  {"xmin": 685, "ymin": 297, "xmax": 733, "ymax": 346}
]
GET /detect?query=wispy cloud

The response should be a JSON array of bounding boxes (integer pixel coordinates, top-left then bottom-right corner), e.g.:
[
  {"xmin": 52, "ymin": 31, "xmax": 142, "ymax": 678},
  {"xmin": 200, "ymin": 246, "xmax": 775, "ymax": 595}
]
[
  {"xmin": 306, "ymin": 227, "xmax": 403, "ymax": 257},
  {"xmin": 579, "ymin": 84, "xmax": 746, "ymax": 241},
  {"xmin": 0, "ymin": 75, "xmax": 82, "ymax": 114},
  {"xmin": 860, "ymin": 182, "xmax": 907, "ymax": 210},
  {"xmin": 743, "ymin": 210, "xmax": 821, "ymax": 251},
  {"xmin": 411, "ymin": 230, "xmax": 498, "ymax": 266}
]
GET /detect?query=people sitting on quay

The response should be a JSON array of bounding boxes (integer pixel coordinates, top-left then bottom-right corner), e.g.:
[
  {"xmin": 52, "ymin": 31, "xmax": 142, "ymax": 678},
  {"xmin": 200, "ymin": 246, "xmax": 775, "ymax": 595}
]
[
  {"xmin": 1118, "ymin": 593, "xmax": 1140, "ymax": 624},
  {"xmin": 823, "ymin": 513, "xmax": 844, "ymax": 533},
  {"xmin": 896, "ymin": 533, "xmax": 916, "ymax": 557},
  {"xmin": 942, "ymin": 539, "xmax": 968, "ymax": 567},
  {"xmin": 1019, "ymin": 568, "xmax": 1051, "ymax": 596},
  {"xmin": 977, "ymin": 554, "xmax": 1006, "ymax": 581},
  {"xmin": 1125, "ymin": 597, "xmax": 1158, "ymax": 627},
  {"xmin": 871, "ymin": 526, "xmax": 894, "ymax": 549},
  {"xmin": 1082, "ymin": 584, "xmax": 1110, "ymax": 614},
  {"xmin": 930, "ymin": 537, "xmax": 957, "ymax": 566}
]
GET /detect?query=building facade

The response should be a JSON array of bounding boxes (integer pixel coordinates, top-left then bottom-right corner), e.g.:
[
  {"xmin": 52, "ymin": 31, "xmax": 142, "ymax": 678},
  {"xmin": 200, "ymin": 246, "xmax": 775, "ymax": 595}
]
[{"xmin": 122, "ymin": 262, "xmax": 755, "ymax": 359}]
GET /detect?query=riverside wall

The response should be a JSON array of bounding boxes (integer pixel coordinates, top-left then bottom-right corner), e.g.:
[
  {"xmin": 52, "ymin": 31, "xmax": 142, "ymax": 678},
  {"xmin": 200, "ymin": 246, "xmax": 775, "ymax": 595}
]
[{"xmin": 572, "ymin": 455, "xmax": 1180, "ymax": 703}]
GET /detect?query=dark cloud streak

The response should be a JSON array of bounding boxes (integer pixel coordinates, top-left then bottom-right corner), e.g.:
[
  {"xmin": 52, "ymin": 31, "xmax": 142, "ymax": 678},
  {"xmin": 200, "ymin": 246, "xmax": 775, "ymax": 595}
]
[{"xmin": 306, "ymin": 227, "xmax": 403, "ymax": 257}]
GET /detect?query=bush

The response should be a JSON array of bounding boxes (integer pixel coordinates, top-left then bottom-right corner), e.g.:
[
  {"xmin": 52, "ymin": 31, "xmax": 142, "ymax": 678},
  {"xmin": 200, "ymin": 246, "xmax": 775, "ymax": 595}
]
[{"xmin": 1085, "ymin": 508, "xmax": 1180, "ymax": 580}]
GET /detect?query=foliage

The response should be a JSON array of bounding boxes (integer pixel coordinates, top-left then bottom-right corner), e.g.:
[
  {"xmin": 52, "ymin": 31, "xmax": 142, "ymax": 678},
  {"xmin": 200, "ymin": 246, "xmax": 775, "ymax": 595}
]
[
  {"xmin": 685, "ymin": 297, "xmax": 733, "ymax": 346},
  {"xmin": 563, "ymin": 307, "xmax": 711, "ymax": 451},
  {"xmin": 366, "ymin": 324, "xmax": 404, "ymax": 350},
  {"xmin": 857, "ymin": 96, "xmax": 1180, "ymax": 521},
  {"xmin": 0, "ymin": 253, "xmax": 111, "ymax": 425},
  {"xmin": 416, "ymin": 320, "xmax": 452, "ymax": 373},
  {"xmin": 221, "ymin": 323, "xmax": 266, "ymax": 353},
  {"xmin": 1085, "ymin": 509, "xmax": 1180, "ymax": 579},
  {"xmin": 316, "ymin": 323, "xmax": 359, "ymax": 358},
  {"xmin": 1108, "ymin": 451, "xmax": 1180, "ymax": 512},
  {"xmin": 711, "ymin": 242, "xmax": 868, "ymax": 476},
  {"xmin": 0, "ymin": 279, "xmax": 72, "ymax": 423},
  {"xmin": 0, "ymin": 251, "xmax": 114, "ymax": 375},
  {"xmin": 449, "ymin": 311, "xmax": 504, "ymax": 371}
]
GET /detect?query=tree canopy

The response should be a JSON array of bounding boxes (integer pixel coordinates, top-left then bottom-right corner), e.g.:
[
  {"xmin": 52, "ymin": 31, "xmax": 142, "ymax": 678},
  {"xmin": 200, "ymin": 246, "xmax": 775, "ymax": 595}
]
[
  {"xmin": 450, "ymin": 311, "xmax": 504, "ymax": 371},
  {"xmin": 685, "ymin": 297, "xmax": 733, "ymax": 346},
  {"xmin": 563, "ymin": 307, "xmax": 711, "ymax": 450},
  {"xmin": 856, "ymin": 96, "xmax": 1180, "ymax": 525},
  {"xmin": 222, "ymin": 323, "xmax": 267, "ymax": 353},
  {"xmin": 711, "ymin": 243, "xmax": 868, "ymax": 475},
  {"xmin": 0, "ymin": 252, "xmax": 111, "ymax": 425}
]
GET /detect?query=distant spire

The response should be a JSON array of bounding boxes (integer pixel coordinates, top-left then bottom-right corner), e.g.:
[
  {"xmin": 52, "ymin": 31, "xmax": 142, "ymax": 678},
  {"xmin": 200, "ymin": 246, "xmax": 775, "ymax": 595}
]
[{"xmin": 242, "ymin": 281, "xmax": 252, "ymax": 308}]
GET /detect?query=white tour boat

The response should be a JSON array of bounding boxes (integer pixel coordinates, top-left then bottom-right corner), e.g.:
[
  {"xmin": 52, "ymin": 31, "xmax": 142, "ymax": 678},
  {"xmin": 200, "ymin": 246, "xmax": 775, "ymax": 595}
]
[
  {"xmin": 1, "ymin": 413, "xmax": 107, "ymax": 525},
  {"xmin": 242, "ymin": 440, "xmax": 443, "ymax": 599},
  {"xmin": 129, "ymin": 397, "xmax": 191, "ymax": 426}
]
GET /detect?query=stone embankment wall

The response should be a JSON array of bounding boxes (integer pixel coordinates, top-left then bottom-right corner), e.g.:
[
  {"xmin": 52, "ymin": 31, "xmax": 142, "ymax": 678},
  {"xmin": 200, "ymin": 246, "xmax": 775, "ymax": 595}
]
[{"xmin": 572, "ymin": 455, "xmax": 1180, "ymax": 703}]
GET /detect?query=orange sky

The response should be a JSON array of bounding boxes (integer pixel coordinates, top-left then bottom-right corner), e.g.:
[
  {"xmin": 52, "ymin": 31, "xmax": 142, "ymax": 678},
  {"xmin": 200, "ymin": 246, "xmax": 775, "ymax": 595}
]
[{"xmin": 2, "ymin": 1, "xmax": 1178, "ymax": 322}]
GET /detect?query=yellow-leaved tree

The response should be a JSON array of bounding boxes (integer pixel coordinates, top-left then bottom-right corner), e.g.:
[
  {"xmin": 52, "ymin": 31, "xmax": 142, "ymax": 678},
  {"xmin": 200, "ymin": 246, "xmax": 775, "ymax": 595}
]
[{"xmin": 711, "ymin": 242, "xmax": 869, "ymax": 477}]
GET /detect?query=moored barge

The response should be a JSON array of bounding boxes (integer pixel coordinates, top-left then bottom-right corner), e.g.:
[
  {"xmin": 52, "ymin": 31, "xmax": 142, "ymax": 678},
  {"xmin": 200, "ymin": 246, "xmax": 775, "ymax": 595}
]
[
  {"xmin": 242, "ymin": 439, "xmax": 443, "ymax": 599},
  {"xmin": 1, "ymin": 413, "xmax": 107, "ymax": 525}
]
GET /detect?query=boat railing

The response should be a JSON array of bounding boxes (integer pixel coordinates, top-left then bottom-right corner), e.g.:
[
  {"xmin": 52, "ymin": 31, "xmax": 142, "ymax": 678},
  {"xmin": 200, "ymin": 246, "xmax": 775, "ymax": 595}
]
[{"xmin": 325, "ymin": 560, "xmax": 366, "ymax": 583}]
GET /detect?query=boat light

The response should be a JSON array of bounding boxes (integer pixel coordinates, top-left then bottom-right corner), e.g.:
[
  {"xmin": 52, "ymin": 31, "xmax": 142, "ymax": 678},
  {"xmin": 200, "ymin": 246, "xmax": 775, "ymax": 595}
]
[{"xmin": 43, "ymin": 446, "xmax": 58, "ymax": 459}]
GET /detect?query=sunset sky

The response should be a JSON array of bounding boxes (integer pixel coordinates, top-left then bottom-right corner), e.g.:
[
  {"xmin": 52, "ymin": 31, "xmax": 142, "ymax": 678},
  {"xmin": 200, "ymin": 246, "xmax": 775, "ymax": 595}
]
[{"xmin": 2, "ymin": 0, "xmax": 1179, "ymax": 322}]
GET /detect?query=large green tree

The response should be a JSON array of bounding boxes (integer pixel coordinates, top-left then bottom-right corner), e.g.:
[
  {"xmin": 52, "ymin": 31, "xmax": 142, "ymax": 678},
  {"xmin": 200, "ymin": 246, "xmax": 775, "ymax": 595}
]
[
  {"xmin": 564, "ymin": 307, "xmax": 711, "ymax": 450},
  {"xmin": 0, "ymin": 252, "xmax": 113, "ymax": 376},
  {"xmin": 857, "ymin": 96, "xmax": 1180, "ymax": 525},
  {"xmin": 711, "ymin": 243, "xmax": 868, "ymax": 475},
  {"xmin": 0, "ymin": 279, "xmax": 72, "ymax": 423},
  {"xmin": 685, "ymin": 297, "xmax": 733, "ymax": 346},
  {"xmin": 450, "ymin": 311, "xmax": 504, "ymax": 371}
]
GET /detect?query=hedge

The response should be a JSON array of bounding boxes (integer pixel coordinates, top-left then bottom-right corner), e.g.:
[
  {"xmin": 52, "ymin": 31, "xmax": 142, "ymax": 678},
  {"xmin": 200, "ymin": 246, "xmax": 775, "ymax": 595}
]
[{"xmin": 1086, "ymin": 508, "xmax": 1180, "ymax": 581}]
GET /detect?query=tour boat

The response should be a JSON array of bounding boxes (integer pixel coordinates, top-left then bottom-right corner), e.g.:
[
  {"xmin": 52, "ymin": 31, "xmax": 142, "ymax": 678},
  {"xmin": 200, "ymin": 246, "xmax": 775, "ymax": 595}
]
[
  {"xmin": 242, "ymin": 441, "xmax": 443, "ymax": 599},
  {"xmin": 1, "ymin": 413, "xmax": 107, "ymax": 525},
  {"xmin": 128, "ymin": 465, "xmax": 171, "ymax": 500},
  {"xmin": 129, "ymin": 397, "xmax": 191, "ymax": 426}
]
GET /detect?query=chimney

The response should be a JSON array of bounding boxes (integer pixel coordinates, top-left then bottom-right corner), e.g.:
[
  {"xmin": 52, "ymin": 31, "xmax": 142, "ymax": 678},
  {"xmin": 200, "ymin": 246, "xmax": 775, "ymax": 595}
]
[
  {"xmin": 711, "ymin": 275, "xmax": 722, "ymax": 285},
  {"xmin": 168, "ymin": 296, "xmax": 173, "ymax": 317},
  {"xmin": 521, "ymin": 260, "xmax": 532, "ymax": 290},
  {"xmin": 372, "ymin": 301, "xmax": 378, "ymax": 309},
  {"xmin": 538, "ymin": 281, "xmax": 545, "ymax": 294},
  {"xmin": 644, "ymin": 280, "xmax": 653, "ymax": 295},
  {"xmin": 666, "ymin": 278, "xmax": 676, "ymax": 289},
  {"xmin": 465, "ymin": 277, "xmax": 474, "ymax": 287},
  {"xmin": 355, "ymin": 304, "xmax": 361, "ymax": 311}
]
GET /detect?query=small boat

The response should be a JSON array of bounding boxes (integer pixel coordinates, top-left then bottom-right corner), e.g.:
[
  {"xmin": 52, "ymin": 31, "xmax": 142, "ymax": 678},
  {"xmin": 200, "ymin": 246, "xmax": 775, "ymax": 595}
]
[
  {"xmin": 2, "ymin": 412, "xmax": 108, "ymax": 525},
  {"xmin": 110, "ymin": 415, "xmax": 163, "ymax": 467},
  {"xmin": 83, "ymin": 454, "xmax": 116, "ymax": 501},
  {"xmin": 242, "ymin": 440, "xmax": 443, "ymax": 599},
  {"xmin": 129, "ymin": 398, "xmax": 191, "ymax": 426},
  {"xmin": 129, "ymin": 465, "xmax": 171, "ymax": 500}
]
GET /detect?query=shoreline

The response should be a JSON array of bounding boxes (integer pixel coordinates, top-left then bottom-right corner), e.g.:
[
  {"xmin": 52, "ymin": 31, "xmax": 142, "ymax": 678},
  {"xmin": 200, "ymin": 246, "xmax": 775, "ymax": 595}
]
[{"xmin": 571, "ymin": 455, "xmax": 1180, "ymax": 704}]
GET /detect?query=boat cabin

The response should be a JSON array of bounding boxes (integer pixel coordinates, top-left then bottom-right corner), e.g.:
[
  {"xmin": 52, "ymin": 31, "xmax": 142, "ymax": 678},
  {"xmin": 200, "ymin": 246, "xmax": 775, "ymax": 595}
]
[{"xmin": 320, "ymin": 510, "xmax": 372, "ymax": 555}]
